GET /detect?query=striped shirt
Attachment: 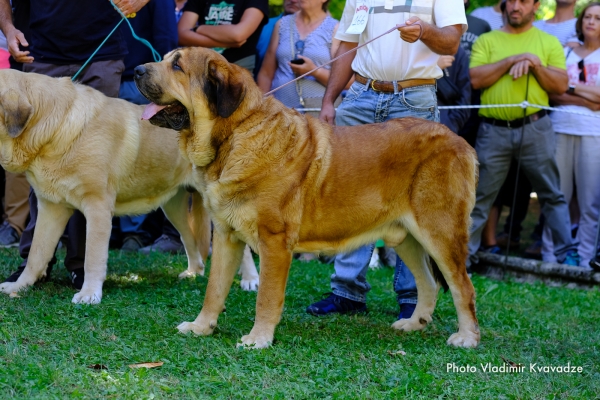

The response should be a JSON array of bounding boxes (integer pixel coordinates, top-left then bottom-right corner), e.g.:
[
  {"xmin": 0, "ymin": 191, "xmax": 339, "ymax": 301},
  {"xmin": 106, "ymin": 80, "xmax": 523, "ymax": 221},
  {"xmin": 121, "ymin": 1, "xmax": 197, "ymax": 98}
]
[
  {"xmin": 533, "ymin": 19, "xmax": 578, "ymax": 47},
  {"xmin": 470, "ymin": 6, "xmax": 503, "ymax": 30}
]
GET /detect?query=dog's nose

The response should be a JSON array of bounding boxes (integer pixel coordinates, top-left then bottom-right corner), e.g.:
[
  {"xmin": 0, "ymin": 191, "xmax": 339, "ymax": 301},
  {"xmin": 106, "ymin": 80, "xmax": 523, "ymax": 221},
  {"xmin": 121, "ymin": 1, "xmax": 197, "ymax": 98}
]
[{"xmin": 134, "ymin": 65, "xmax": 147, "ymax": 80}]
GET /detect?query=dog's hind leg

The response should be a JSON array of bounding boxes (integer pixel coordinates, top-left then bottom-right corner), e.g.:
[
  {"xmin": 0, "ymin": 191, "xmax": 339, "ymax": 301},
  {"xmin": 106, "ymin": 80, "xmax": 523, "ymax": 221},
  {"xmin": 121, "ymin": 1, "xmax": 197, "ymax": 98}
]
[
  {"xmin": 411, "ymin": 216, "xmax": 480, "ymax": 348},
  {"xmin": 0, "ymin": 200, "xmax": 73, "ymax": 295},
  {"xmin": 391, "ymin": 234, "xmax": 438, "ymax": 332},
  {"xmin": 178, "ymin": 229, "xmax": 245, "ymax": 336},
  {"xmin": 238, "ymin": 245, "xmax": 259, "ymax": 291},
  {"xmin": 162, "ymin": 188, "xmax": 207, "ymax": 279}
]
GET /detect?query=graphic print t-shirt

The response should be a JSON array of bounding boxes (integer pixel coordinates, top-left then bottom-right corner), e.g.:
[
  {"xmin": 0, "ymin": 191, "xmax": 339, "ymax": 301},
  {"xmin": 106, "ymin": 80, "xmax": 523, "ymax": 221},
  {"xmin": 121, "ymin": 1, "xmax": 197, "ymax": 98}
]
[{"xmin": 183, "ymin": 0, "xmax": 268, "ymax": 63}]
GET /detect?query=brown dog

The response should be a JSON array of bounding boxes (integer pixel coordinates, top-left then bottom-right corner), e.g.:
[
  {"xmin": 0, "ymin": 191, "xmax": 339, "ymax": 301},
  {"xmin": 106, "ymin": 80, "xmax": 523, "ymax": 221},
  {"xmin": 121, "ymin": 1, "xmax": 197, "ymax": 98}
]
[
  {"xmin": 135, "ymin": 47, "xmax": 480, "ymax": 348},
  {"xmin": 0, "ymin": 70, "xmax": 259, "ymax": 303}
]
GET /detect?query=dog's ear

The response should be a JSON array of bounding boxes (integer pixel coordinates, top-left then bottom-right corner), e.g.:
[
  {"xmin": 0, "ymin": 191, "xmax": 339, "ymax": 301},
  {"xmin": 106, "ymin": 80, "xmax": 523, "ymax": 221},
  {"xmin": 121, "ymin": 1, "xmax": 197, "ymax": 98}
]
[
  {"xmin": 1, "ymin": 89, "xmax": 33, "ymax": 138},
  {"xmin": 205, "ymin": 59, "xmax": 245, "ymax": 118}
]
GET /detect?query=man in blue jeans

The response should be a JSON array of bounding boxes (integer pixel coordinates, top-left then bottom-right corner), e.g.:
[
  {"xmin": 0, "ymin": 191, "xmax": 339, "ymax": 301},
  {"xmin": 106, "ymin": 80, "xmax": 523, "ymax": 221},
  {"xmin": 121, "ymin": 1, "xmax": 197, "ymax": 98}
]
[{"xmin": 307, "ymin": 0, "xmax": 467, "ymax": 319}]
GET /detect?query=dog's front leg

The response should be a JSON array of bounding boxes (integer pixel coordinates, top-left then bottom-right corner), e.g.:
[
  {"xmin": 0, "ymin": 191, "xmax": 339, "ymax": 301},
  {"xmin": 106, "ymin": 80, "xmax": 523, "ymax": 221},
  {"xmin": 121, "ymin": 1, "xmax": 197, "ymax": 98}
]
[
  {"xmin": 239, "ymin": 234, "xmax": 292, "ymax": 349},
  {"xmin": 0, "ymin": 199, "xmax": 72, "ymax": 295},
  {"xmin": 178, "ymin": 229, "xmax": 244, "ymax": 336},
  {"xmin": 71, "ymin": 201, "xmax": 113, "ymax": 304}
]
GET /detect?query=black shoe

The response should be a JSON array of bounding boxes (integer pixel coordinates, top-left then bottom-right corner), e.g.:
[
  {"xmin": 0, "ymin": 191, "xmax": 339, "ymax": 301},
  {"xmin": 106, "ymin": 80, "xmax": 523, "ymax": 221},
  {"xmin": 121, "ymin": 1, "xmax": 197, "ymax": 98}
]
[
  {"xmin": 306, "ymin": 292, "xmax": 367, "ymax": 315},
  {"xmin": 3, "ymin": 263, "xmax": 54, "ymax": 283},
  {"xmin": 590, "ymin": 258, "xmax": 600, "ymax": 271},
  {"xmin": 121, "ymin": 235, "xmax": 145, "ymax": 252},
  {"xmin": 70, "ymin": 268, "xmax": 85, "ymax": 290}
]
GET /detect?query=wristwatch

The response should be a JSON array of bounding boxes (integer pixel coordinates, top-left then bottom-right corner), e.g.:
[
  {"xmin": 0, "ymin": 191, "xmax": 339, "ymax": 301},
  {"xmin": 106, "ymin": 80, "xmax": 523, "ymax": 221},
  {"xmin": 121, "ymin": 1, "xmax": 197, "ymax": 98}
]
[{"xmin": 567, "ymin": 85, "xmax": 576, "ymax": 95}]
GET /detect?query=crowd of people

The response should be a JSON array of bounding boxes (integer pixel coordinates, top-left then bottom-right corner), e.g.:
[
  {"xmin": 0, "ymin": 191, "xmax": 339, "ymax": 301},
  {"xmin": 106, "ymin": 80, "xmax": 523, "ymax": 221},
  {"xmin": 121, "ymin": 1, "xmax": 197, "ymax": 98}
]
[{"xmin": 0, "ymin": 0, "xmax": 599, "ymax": 319}]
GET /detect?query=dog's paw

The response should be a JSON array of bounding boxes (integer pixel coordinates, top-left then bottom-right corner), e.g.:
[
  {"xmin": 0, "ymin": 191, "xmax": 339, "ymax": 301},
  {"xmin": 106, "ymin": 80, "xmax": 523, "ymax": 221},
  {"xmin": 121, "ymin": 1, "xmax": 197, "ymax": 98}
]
[
  {"xmin": 177, "ymin": 321, "xmax": 215, "ymax": 336},
  {"xmin": 72, "ymin": 289, "xmax": 102, "ymax": 305},
  {"xmin": 391, "ymin": 316, "xmax": 429, "ymax": 332},
  {"xmin": 0, "ymin": 281, "xmax": 28, "ymax": 295},
  {"xmin": 178, "ymin": 269, "xmax": 204, "ymax": 280},
  {"xmin": 447, "ymin": 331, "xmax": 480, "ymax": 348},
  {"xmin": 237, "ymin": 332, "xmax": 273, "ymax": 349},
  {"xmin": 240, "ymin": 276, "xmax": 259, "ymax": 291}
]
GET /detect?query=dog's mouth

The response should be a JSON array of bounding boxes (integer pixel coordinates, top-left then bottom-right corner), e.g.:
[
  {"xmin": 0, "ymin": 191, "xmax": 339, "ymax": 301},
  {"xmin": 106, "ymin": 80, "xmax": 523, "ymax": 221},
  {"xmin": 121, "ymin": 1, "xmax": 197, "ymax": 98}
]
[{"xmin": 141, "ymin": 101, "xmax": 190, "ymax": 131}]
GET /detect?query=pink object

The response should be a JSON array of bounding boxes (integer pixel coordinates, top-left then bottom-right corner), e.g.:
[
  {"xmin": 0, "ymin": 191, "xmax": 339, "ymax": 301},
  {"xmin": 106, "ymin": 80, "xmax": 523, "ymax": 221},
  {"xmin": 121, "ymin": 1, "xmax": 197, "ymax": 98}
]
[{"xmin": 0, "ymin": 49, "xmax": 10, "ymax": 69}]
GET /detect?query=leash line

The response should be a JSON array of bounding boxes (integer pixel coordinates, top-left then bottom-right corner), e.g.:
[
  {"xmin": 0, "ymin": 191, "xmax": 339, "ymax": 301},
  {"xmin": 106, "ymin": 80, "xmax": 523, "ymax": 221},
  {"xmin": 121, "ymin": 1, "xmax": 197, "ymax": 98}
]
[
  {"xmin": 265, "ymin": 23, "xmax": 412, "ymax": 97},
  {"xmin": 71, "ymin": 0, "xmax": 162, "ymax": 82}
]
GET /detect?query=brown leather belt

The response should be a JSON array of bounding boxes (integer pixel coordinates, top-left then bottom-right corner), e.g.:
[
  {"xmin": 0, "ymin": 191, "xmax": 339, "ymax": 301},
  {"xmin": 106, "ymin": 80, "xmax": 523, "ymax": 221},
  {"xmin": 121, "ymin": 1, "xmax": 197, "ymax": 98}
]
[
  {"xmin": 482, "ymin": 110, "xmax": 548, "ymax": 129},
  {"xmin": 355, "ymin": 73, "xmax": 436, "ymax": 93}
]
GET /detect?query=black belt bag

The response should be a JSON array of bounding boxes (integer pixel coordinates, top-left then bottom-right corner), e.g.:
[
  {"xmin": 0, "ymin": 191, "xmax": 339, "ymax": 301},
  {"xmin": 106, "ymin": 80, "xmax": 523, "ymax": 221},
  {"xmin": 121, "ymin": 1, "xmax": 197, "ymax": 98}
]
[{"xmin": 482, "ymin": 109, "xmax": 548, "ymax": 128}]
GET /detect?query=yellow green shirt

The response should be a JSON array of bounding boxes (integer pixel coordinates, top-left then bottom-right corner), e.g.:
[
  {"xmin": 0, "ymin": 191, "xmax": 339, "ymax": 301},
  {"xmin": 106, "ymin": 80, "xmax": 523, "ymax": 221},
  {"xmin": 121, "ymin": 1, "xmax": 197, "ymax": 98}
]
[{"xmin": 470, "ymin": 27, "xmax": 566, "ymax": 121}]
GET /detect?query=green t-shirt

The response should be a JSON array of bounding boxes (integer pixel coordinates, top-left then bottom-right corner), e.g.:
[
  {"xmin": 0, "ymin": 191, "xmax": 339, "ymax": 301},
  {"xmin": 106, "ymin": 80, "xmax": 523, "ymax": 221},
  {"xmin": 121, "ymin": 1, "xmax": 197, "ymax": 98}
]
[{"xmin": 470, "ymin": 27, "xmax": 566, "ymax": 121}]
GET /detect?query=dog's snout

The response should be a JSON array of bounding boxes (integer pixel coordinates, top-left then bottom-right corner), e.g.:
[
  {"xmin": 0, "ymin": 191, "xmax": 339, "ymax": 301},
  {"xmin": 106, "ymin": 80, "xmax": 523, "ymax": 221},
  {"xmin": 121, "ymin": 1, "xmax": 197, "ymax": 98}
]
[{"xmin": 134, "ymin": 65, "xmax": 147, "ymax": 80}]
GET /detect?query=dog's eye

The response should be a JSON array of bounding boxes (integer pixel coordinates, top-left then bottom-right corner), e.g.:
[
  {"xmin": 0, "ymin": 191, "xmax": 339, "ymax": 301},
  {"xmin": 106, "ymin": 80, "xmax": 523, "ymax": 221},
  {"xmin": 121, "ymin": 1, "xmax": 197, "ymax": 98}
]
[{"xmin": 173, "ymin": 60, "xmax": 183, "ymax": 72}]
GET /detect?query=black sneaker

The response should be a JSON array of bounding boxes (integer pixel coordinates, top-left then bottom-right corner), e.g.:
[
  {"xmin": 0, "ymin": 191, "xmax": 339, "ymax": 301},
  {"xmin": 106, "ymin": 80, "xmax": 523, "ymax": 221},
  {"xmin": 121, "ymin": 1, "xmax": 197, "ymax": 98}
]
[
  {"xmin": 589, "ymin": 257, "xmax": 600, "ymax": 271},
  {"xmin": 306, "ymin": 292, "xmax": 367, "ymax": 315},
  {"xmin": 70, "ymin": 268, "xmax": 85, "ymax": 290},
  {"xmin": 0, "ymin": 221, "xmax": 20, "ymax": 248},
  {"xmin": 3, "ymin": 264, "xmax": 54, "ymax": 283},
  {"xmin": 138, "ymin": 234, "xmax": 183, "ymax": 255}
]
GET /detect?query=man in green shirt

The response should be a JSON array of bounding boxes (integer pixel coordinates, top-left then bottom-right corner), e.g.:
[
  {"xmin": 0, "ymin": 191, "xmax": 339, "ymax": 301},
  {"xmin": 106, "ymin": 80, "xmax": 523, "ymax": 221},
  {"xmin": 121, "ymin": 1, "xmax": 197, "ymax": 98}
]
[{"xmin": 467, "ymin": 0, "xmax": 580, "ymax": 267}]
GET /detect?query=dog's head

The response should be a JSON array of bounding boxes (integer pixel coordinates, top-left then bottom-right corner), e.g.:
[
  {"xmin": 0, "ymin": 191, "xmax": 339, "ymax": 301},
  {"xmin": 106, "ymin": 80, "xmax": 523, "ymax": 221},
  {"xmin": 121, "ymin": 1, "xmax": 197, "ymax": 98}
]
[
  {"xmin": 134, "ymin": 47, "xmax": 251, "ymax": 166},
  {"xmin": 135, "ymin": 48, "xmax": 247, "ymax": 129}
]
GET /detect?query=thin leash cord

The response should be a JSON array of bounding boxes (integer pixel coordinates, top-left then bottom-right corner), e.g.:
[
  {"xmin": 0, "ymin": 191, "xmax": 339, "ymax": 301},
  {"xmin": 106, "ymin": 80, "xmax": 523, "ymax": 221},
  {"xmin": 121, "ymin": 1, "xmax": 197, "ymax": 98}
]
[
  {"xmin": 71, "ymin": 0, "xmax": 162, "ymax": 82},
  {"xmin": 503, "ymin": 73, "xmax": 530, "ymax": 272},
  {"xmin": 264, "ymin": 23, "xmax": 414, "ymax": 97}
]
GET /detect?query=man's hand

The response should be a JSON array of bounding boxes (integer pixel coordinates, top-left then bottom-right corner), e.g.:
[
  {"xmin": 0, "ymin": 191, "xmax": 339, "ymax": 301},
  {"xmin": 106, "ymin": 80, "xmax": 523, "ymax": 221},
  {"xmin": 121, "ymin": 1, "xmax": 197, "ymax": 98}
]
[
  {"xmin": 437, "ymin": 55, "xmax": 454, "ymax": 70},
  {"xmin": 319, "ymin": 100, "xmax": 336, "ymax": 125},
  {"xmin": 509, "ymin": 60, "xmax": 533, "ymax": 80},
  {"xmin": 110, "ymin": 0, "xmax": 150, "ymax": 15},
  {"xmin": 398, "ymin": 16, "xmax": 425, "ymax": 43},
  {"xmin": 5, "ymin": 27, "xmax": 33, "ymax": 63}
]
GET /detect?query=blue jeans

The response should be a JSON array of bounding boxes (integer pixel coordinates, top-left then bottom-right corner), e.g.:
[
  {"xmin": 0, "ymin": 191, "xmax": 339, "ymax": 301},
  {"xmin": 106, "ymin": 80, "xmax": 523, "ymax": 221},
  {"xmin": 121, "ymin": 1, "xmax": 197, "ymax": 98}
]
[{"xmin": 331, "ymin": 80, "xmax": 439, "ymax": 304}]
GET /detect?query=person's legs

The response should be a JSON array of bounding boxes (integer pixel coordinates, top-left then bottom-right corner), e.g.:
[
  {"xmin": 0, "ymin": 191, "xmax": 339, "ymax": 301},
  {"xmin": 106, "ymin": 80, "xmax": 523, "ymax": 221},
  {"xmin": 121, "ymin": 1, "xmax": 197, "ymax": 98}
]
[
  {"xmin": 467, "ymin": 123, "xmax": 514, "ymax": 266},
  {"xmin": 4, "ymin": 171, "xmax": 30, "ymax": 234},
  {"xmin": 518, "ymin": 118, "xmax": 577, "ymax": 263},
  {"xmin": 541, "ymin": 133, "xmax": 573, "ymax": 263},
  {"xmin": 574, "ymin": 135, "xmax": 600, "ymax": 267}
]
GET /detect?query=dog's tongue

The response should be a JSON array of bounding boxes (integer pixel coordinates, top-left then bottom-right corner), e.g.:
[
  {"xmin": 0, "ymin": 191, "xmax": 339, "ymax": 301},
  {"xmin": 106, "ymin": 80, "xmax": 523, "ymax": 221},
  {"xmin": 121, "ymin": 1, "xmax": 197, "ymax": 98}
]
[{"xmin": 141, "ymin": 103, "xmax": 167, "ymax": 120}]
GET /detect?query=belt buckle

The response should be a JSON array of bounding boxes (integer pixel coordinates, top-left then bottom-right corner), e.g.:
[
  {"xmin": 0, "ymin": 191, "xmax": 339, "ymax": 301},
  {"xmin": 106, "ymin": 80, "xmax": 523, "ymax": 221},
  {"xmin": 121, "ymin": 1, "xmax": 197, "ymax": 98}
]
[{"xmin": 370, "ymin": 79, "xmax": 380, "ymax": 92}]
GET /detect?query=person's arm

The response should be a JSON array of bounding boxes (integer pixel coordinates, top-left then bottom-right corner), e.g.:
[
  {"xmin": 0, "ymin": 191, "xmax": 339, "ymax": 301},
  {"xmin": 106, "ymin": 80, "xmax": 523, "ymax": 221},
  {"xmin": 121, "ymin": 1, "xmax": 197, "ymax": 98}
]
[
  {"xmin": 470, "ymin": 55, "xmax": 521, "ymax": 89},
  {"xmin": 449, "ymin": 49, "xmax": 471, "ymax": 132},
  {"xmin": 178, "ymin": 11, "xmax": 245, "ymax": 48},
  {"xmin": 549, "ymin": 92, "xmax": 600, "ymax": 111},
  {"xmin": 0, "ymin": 0, "xmax": 32, "ymax": 63},
  {"xmin": 195, "ymin": 8, "xmax": 264, "ymax": 44},
  {"xmin": 566, "ymin": 84, "xmax": 600, "ymax": 103},
  {"xmin": 111, "ymin": 0, "xmax": 150, "ymax": 15},
  {"xmin": 398, "ymin": 17, "xmax": 463, "ymax": 55},
  {"xmin": 319, "ymin": 40, "xmax": 357, "ymax": 124},
  {"xmin": 256, "ymin": 20, "xmax": 280, "ymax": 93}
]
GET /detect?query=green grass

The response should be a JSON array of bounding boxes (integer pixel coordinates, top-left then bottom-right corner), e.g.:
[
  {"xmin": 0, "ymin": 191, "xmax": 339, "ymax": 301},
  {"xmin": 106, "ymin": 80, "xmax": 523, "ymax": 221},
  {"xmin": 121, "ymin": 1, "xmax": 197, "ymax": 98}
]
[{"xmin": 0, "ymin": 248, "xmax": 599, "ymax": 399}]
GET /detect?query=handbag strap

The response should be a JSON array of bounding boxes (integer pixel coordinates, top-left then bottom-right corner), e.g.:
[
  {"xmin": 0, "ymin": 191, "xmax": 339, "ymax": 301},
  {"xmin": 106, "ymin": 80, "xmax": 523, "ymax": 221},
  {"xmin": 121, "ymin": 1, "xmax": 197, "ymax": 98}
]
[{"xmin": 289, "ymin": 15, "xmax": 305, "ymax": 107}]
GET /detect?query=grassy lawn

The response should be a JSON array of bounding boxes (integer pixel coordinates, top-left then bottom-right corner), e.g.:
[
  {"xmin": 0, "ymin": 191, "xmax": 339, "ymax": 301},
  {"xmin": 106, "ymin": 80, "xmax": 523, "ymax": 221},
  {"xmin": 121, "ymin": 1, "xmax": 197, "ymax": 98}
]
[{"xmin": 0, "ymin": 247, "xmax": 598, "ymax": 399}]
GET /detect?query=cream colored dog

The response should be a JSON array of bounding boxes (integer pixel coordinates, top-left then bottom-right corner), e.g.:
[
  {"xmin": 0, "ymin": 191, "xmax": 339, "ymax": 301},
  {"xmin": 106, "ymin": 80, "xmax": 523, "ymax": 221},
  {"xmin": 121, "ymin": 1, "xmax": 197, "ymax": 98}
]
[
  {"xmin": 0, "ymin": 70, "xmax": 259, "ymax": 304},
  {"xmin": 135, "ymin": 48, "xmax": 480, "ymax": 348}
]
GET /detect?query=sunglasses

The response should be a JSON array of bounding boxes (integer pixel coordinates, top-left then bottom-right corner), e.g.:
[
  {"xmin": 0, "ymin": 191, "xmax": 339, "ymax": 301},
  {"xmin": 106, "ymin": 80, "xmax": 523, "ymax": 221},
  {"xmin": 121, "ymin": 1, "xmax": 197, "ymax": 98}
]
[
  {"xmin": 578, "ymin": 59, "xmax": 586, "ymax": 83},
  {"xmin": 295, "ymin": 40, "xmax": 305, "ymax": 59}
]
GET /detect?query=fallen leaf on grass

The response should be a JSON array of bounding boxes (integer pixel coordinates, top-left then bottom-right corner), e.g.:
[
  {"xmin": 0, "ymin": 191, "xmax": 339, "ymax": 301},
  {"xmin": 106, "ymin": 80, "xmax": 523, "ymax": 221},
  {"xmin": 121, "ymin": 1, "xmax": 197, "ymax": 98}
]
[
  {"xmin": 87, "ymin": 364, "xmax": 108, "ymax": 370},
  {"xmin": 128, "ymin": 362, "xmax": 164, "ymax": 369},
  {"xmin": 500, "ymin": 355, "xmax": 523, "ymax": 369},
  {"xmin": 9, "ymin": 292, "xmax": 20, "ymax": 298},
  {"xmin": 388, "ymin": 350, "xmax": 406, "ymax": 357}
]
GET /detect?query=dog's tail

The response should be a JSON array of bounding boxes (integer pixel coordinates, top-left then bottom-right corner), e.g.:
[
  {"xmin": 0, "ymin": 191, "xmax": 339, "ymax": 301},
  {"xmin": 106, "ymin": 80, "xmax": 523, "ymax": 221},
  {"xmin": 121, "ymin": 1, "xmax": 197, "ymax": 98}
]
[{"xmin": 430, "ymin": 257, "xmax": 449, "ymax": 292}]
